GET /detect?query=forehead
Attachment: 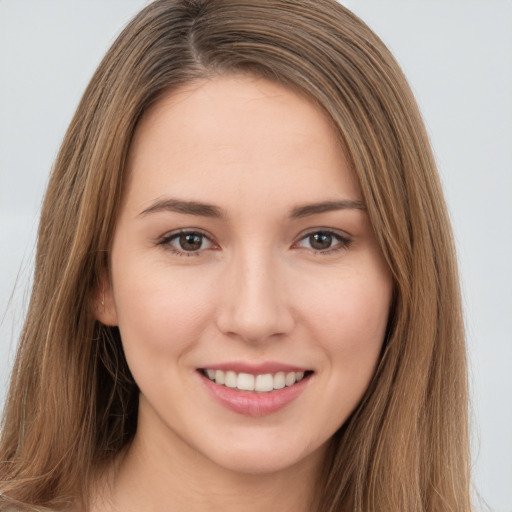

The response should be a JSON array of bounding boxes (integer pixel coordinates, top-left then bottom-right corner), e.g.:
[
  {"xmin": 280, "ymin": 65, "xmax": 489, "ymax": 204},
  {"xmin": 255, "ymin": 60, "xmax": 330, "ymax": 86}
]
[{"xmin": 124, "ymin": 74, "xmax": 361, "ymax": 212}]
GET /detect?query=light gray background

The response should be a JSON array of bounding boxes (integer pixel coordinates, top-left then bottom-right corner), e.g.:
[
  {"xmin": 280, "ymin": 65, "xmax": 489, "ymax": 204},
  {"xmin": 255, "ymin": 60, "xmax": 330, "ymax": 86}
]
[{"xmin": 1, "ymin": 1, "xmax": 511, "ymax": 510}]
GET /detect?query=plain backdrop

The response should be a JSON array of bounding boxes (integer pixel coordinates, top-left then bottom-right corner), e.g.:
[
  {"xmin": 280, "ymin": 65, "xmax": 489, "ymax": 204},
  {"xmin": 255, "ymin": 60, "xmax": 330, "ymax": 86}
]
[{"xmin": 0, "ymin": 1, "xmax": 511, "ymax": 510}]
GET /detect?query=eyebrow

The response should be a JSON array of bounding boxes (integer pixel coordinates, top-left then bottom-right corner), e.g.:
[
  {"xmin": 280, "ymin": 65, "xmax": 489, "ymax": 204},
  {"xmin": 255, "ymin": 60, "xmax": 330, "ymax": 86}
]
[
  {"xmin": 138, "ymin": 198, "xmax": 365, "ymax": 219},
  {"xmin": 139, "ymin": 198, "xmax": 224, "ymax": 218},
  {"xmin": 290, "ymin": 200, "xmax": 366, "ymax": 218}
]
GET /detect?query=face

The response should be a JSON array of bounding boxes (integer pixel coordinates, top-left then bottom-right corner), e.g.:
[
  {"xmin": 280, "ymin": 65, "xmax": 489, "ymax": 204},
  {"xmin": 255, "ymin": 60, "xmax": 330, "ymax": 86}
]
[{"xmin": 98, "ymin": 75, "xmax": 392, "ymax": 476}]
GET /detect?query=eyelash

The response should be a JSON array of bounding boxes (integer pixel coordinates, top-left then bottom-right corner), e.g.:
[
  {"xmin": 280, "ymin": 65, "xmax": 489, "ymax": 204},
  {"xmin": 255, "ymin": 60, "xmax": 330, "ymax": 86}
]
[
  {"xmin": 158, "ymin": 229, "xmax": 215, "ymax": 257},
  {"xmin": 294, "ymin": 230, "xmax": 352, "ymax": 254},
  {"xmin": 157, "ymin": 229, "xmax": 352, "ymax": 256}
]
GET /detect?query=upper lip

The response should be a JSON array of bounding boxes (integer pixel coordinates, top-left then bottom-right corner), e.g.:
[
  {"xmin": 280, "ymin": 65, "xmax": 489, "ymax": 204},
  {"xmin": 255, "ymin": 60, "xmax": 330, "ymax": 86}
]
[{"xmin": 198, "ymin": 361, "xmax": 311, "ymax": 375}]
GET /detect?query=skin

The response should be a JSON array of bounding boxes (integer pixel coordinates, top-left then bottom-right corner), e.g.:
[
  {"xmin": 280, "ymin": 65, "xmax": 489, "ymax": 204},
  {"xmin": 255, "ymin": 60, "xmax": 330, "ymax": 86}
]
[{"xmin": 95, "ymin": 74, "xmax": 392, "ymax": 512}]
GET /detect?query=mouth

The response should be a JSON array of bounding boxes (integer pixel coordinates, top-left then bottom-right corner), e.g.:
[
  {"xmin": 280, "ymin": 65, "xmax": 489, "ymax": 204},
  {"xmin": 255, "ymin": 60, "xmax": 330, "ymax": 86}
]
[
  {"xmin": 199, "ymin": 368, "xmax": 313, "ymax": 393},
  {"xmin": 197, "ymin": 367, "xmax": 314, "ymax": 416}
]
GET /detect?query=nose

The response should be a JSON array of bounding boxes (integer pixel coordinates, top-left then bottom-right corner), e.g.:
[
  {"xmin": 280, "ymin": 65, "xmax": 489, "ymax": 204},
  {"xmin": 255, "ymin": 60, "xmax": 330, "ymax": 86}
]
[{"xmin": 215, "ymin": 249, "xmax": 295, "ymax": 344}]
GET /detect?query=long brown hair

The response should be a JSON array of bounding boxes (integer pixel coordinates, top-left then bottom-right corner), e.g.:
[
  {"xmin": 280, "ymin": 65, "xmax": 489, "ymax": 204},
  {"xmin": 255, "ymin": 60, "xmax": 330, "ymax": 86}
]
[{"xmin": 0, "ymin": 1, "xmax": 470, "ymax": 510}]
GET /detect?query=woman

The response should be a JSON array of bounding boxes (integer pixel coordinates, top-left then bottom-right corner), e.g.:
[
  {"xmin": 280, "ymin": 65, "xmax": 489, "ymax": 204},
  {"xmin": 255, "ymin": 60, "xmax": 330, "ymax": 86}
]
[{"xmin": 0, "ymin": 0, "xmax": 471, "ymax": 510}]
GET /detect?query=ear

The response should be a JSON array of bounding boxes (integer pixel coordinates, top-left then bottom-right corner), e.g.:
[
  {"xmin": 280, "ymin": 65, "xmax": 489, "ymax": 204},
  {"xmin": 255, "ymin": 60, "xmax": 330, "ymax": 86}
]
[{"xmin": 94, "ymin": 274, "xmax": 118, "ymax": 326}]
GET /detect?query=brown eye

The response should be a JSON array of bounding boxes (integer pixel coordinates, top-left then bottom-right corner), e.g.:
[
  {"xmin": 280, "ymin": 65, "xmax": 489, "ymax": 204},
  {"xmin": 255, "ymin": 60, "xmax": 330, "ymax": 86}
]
[
  {"xmin": 309, "ymin": 233, "xmax": 333, "ymax": 250},
  {"xmin": 296, "ymin": 230, "xmax": 351, "ymax": 253},
  {"xmin": 179, "ymin": 233, "xmax": 204, "ymax": 251},
  {"xmin": 161, "ymin": 230, "xmax": 214, "ymax": 255}
]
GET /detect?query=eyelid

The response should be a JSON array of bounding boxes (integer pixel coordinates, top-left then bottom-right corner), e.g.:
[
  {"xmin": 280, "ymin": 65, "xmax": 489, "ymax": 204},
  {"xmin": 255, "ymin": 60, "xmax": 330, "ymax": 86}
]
[
  {"xmin": 157, "ymin": 228, "xmax": 218, "ymax": 256},
  {"xmin": 293, "ymin": 228, "xmax": 352, "ymax": 253}
]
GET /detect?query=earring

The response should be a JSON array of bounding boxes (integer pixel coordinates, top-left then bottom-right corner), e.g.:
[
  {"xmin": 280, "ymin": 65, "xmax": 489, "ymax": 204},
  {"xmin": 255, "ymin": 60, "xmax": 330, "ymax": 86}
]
[{"xmin": 101, "ymin": 290, "xmax": 105, "ymax": 307}]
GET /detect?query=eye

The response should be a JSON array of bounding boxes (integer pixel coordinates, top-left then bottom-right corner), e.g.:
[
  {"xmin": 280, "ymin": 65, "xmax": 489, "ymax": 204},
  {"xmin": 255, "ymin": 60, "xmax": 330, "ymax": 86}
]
[
  {"xmin": 295, "ymin": 230, "xmax": 351, "ymax": 253},
  {"xmin": 159, "ymin": 230, "xmax": 214, "ymax": 255}
]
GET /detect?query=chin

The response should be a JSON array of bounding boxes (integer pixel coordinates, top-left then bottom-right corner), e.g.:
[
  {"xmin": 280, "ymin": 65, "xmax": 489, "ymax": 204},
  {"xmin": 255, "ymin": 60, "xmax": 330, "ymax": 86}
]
[{"xmin": 197, "ymin": 432, "xmax": 327, "ymax": 476}]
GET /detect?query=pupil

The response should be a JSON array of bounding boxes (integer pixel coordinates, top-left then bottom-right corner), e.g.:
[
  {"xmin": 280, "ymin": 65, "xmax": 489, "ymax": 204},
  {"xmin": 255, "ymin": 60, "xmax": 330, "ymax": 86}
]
[
  {"xmin": 310, "ymin": 233, "xmax": 332, "ymax": 250},
  {"xmin": 180, "ymin": 233, "xmax": 202, "ymax": 251}
]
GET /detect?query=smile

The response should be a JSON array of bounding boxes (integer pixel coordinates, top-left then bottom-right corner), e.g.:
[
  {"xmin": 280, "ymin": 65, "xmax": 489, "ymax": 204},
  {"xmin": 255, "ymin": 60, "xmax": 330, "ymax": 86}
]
[
  {"xmin": 201, "ymin": 369, "xmax": 309, "ymax": 393},
  {"xmin": 198, "ymin": 367, "xmax": 314, "ymax": 416}
]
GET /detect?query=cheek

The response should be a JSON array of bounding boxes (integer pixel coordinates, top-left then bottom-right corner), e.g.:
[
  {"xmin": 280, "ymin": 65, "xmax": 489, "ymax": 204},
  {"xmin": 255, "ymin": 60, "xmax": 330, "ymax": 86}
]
[
  {"xmin": 305, "ymin": 267, "xmax": 392, "ymax": 431},
  {"xmin": 304, "ymin": 264, "xmax": 392, "ymax": 365},
  {"xmin": 111, "ymin": 261, "xmax": 216, "ymax": 357}
]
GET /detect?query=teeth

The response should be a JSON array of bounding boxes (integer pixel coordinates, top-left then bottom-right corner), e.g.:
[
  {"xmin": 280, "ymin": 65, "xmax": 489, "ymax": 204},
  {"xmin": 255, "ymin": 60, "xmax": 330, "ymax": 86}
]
[
  {"xmin": 285, "ymin": 371, "xmax": 296, "ymax": 387},
  {"xmin": 204, "ymin": 369, "xmax": 308, "ymax": 392},
  {"xmin": 237, "ymin": 372, "xmax": 255, "ymax": 391},
  {"xmin": 273, "ymin": 372, "xmax": 285, "ymax": 390},
  {"xmin": 215, "ymin": 369, "xmax": 225, "ymax": 385},
  {"xmin": 225, "ymin": 371, "xmax": 237, "ymax": 388},
  {"xmin": 255, "ymin": 374, "xmax": 274, "ymax": 392}
]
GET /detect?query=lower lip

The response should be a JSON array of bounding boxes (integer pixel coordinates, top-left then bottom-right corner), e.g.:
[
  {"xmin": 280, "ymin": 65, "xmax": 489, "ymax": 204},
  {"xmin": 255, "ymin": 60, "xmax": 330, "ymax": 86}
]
[{"xmin": 199, "ymin": 372, "xmax": 311, "ymax": 417}]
